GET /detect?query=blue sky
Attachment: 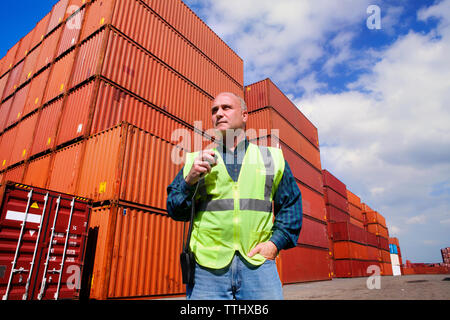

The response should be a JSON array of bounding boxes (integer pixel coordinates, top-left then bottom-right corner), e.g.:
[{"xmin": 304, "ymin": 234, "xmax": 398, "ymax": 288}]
[
  {"xmin": 0, "ymin": 1, "xmax": 57, "ymax": 59},
  {"xmin": 1, "ymin": 1, "xmax": 449, "ymax": 264}
]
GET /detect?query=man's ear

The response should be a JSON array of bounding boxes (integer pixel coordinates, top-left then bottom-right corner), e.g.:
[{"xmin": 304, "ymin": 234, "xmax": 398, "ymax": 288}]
[{"xmin": 242, "ymin": 110, "xmax": 248, "ymax": 123}]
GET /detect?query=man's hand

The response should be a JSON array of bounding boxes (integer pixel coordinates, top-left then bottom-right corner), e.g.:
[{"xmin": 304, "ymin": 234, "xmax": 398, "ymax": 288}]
[
  {"xmin": 185, "ymin": 149, "xmax": 217, "ymax": 185},
  {"xmin": 247, "ymin": 241, "xmax": 278, "ymax": 260}
]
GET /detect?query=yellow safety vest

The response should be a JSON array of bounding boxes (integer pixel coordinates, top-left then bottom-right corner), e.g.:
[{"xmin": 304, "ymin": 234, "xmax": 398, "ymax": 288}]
[{"xmin": 183, "ymin": 143, "xmax": 285, "ymax": 269}]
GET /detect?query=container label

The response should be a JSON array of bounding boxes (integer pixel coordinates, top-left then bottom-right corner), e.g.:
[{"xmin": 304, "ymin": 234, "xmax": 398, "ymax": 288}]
[
  {"xmin": 99, "ymin": 182, "xmax": 107, "ymax": 194},
  {"xmin": 5, "ymin": 210, "xmax": 41, "ymax": 224}
]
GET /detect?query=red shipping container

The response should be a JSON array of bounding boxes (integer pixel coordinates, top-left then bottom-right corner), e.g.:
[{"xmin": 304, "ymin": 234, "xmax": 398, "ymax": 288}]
[
  {"xmin": 330, "ymin": 221, "xmax": 367, "ymax": 245},
  {"xmin": 377, "ymin": 236, "xmax": 389, "ymax": 251},
  {"xmin": 367, "ymin": 245, "xmax": 380, "ymax": 261},
  {"xmin": 326, "ymin": 204, "xmax": 350, "ymax": 223},
  {"xmin": 280, "ymin": 141, "xmax": 323, "ymax": 195},
  {"xmin": 249, "ymin": 135, "xmax": 324, "ymax": 195},
  {"xmin": 348, "ymin": 202, "xmax": 364, "ymax": 223},
  {"xmin": 324, "ymin": 186, "xmax": 349, "ymax": 213},
  {"xmin": 280, "ymin": 245, "xmax": 331, "ymax": 284},
  {"xmin": 297, "ymin": 216, "xmax": 329, "ymax": 249},
  {"xmin": 297, "ymin": 183, "xmax": 327, "ymax": 222},
  {"xmin": 322, "ymin": 169, "xmax": 347, "ymax": 197},
  {"xmin": 247, "ymin": 107, "xmax": 322, "ymax": 170},
  {"xmin": 333, "ymin": 260, "xmax": 372, "ymax": 278},
  {"xmin": 366, "ymin": 231, "xmax": 378, "ymax": 248},
  {"xmin": 245, "ymin": 78, "xmax": 319, "ymax": 147},
  {"xmin": 0, "ymin": 181, "xmax": 92, "ymax": 300}
]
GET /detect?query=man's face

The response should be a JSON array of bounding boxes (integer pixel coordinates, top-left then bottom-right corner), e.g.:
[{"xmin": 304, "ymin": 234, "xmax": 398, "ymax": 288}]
[{"xmin": 211, "ymin": 93, "xmax": 248, "ymax": 136}]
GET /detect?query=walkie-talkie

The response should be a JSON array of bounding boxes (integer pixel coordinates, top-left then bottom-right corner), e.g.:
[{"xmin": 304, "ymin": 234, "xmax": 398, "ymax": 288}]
[{"xmin": 180, "ymin": 153, "xmax": 217, "ymax": 286}]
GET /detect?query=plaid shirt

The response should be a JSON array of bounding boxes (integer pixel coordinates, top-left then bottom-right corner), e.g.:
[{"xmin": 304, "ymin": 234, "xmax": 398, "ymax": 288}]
[{"xmin": 166, "ymin": 139, "xmax": 302, "ymax": 251}]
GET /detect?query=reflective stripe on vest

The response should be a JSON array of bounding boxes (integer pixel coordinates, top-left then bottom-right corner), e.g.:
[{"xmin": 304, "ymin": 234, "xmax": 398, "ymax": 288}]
[{"xmin": 183, "ymin": 143, "xmax": 285, "ymax": 269}]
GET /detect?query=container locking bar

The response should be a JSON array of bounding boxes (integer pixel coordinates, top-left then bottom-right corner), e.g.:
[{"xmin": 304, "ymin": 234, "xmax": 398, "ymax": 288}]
[{"xmin": 2, "ymin": 189, "xmax": 33, "ymax": 300}]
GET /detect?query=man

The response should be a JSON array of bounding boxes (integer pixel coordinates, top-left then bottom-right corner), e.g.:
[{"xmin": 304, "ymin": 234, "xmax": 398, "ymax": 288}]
[{"xmin": 167, "ymin": 92, "xmax": 302, "ymax": 300}]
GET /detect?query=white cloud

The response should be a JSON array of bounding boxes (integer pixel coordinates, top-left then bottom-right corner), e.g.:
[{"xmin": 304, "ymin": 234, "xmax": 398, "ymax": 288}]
[
  {"xmin": 191, "ymin": 0, "xmax": 372, "ymax": 86},
  {"xmin": 406, "ymin": 215, "xmax": 427, "ymax": 225}
]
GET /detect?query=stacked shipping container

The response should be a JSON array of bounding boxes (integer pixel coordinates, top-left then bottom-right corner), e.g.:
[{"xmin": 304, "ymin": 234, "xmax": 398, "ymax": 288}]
[
  {"xmin": 245, "ymin": 78, "xmax": 331, "ymax": 284},
  {"xmin": 442, "ymin": 247, "xmax": 450, "ymax": 268},
  {"xmin": 389, "ymin": 237, "xmax": 402, "ymax": 276},
  {"xmin": 0, "ymin": 0, "xmax": 244, "ymax": 299},
  {"xmin": 362, "ymin": 203, "xmax": 392, "ymax": 275}
]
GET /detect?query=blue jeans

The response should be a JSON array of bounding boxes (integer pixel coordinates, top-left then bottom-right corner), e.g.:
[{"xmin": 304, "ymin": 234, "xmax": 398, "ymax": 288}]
[{"xmin": 186, "ymin": 252, "xmax": 283, "ymax": 300}]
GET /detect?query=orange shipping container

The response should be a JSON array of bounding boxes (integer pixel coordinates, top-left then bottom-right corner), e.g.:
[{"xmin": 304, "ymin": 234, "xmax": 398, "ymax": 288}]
[
  {"xmin": 346, "ymin": 189, "xmax": 362, "ymax": 208},
  {"xmin": 78, "ymin": 123, "xmax": 183, "ymax": 209},
  {"xmin": 0, "ymin": 41, "xmax": 20, "ymax": 77},
  {"xmin": 43, "ymin": 49, "xmax": 76, "ymax": 104},
  {"xmin": 71, "ymin": 28, "xmax": 213, "ymax": 128},
  {"xmin": 364, "ymin": 210, "xmax": 386, "ymax": 227},
  {"xmin": 23, "ymin": 67, "xmax": 51, "ymax": 117},
  {"xmin": 47, "ymin": 0, "xmax": 70, "ymax": 35},
  {"xmin": 0, "ymin": 98, "xmax": 13, "ymax": 132},
  {"xmin": 349, "ymin": 216, "xmax": 364, "ymax": 229},
  {"xmin": 35, "ymin": 25, "xmax": 63, "ymax": 74},
  {"xmin": 110, "ymin": 0, "xmax": 242, "ymax": 97},
  {"xmin": 366, "ymin": 223, "xmax": 389, "ymax": 238},
  {"xmin": 4, "ymin": 83, "xmax": 30, "ymax": 129},
  {"xmin": 47, "ymin": 140, "xmax": 84, "ymax": 194},
  {"xmin": 140, "ymin": 0, "xmax": 243, "ymax": 85},
  {"xmin": 333, "ymin": 241, "xmax": 368, "ymax": 260},
  {"xmin": 89, "ymin": 204, "xmax": 185, "ymax": 299},
  {"xmin": 30, "ymin": 98, "xmax": 64, "ymax": 157},
  {"xmin": 18, "ymin": 44, "xmax": 42, "ymax": 85},
  {"xmin": 29, "ymin": 12, "xmax": 52, "ymax": 55},
  {"xmin": 0, "ymin": 127, "xmax": 18, "ymax": 170},
  {"xmin": 22, "ymin": 152, "xmax": 52, "ymax": 188},
  {"xmin": 9, "ymin": 113, "xmax": 39, "ymax": 167},
  {"xmin": 57, "ymin": 7, "xmax": 85, "ymax": 56},
  {"xmin": 3, "ymin": 61, "xmax": 24, "ymax": 99},
  {"xmin": 0, "ymin": 164, "xmax": 26, "ymax": 185}
]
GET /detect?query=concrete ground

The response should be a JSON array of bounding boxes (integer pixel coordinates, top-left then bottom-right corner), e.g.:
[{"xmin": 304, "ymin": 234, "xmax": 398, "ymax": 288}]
[
  {"xmin": 159, "ymin": 274, "xmax": 450, "ymax": 300},
  {"xmin": 283, "ymin": 274, "xmax": 450, "ymax": 300}
]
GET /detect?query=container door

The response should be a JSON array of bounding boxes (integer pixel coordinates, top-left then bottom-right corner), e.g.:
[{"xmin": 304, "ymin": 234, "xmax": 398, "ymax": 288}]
[{"xmin": 0, "ymin": 186, "xmax": 50, "ymax": 300}]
